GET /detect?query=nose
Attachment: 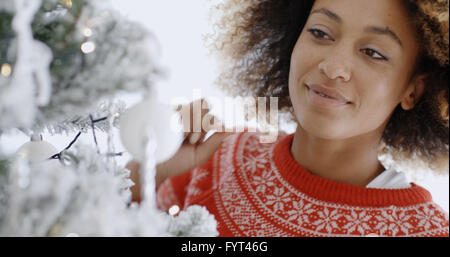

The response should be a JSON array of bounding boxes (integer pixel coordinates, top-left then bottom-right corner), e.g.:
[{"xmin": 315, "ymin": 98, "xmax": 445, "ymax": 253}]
[{"xmin": 318, "ymin": 51, "xmax": 352, "ymax": 82}]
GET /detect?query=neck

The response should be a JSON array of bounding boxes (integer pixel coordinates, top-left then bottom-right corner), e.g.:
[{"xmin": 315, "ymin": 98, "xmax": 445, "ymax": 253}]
[{"xmin": 290, "ymin": 124, "xmax": 385, "ymax": 187}]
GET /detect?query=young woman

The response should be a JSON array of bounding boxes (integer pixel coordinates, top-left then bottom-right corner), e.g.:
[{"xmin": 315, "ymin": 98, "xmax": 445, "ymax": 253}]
[{"xmin": 128, "ymin": 0, "xmax": 449, "ymax": 237}]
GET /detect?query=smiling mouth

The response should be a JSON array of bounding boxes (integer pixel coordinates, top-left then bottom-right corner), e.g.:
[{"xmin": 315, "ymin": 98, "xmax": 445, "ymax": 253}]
[
  {"xmin": 305, "ymin": 84, "xmax": 352, "ymax": 104},
  {"xmin": 305, "ymin": 84, "xmax": 352, "ymax": 108},
  {"xmin": 313, "ymin": 90, "xmax": 335, "ymax": 99}
]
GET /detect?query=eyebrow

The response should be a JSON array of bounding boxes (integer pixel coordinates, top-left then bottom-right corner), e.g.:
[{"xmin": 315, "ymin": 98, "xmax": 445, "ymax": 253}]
[
  {"xmin": 310, "ymin": 8, "xmax": 342, "ymax": 24},
  {"xmin": 364, "ymin": 26, "xmax": 403, "ymax": 47},
  {"xmin": 310, "ymin": 8, "xmax": 403, "ymax": 48}
]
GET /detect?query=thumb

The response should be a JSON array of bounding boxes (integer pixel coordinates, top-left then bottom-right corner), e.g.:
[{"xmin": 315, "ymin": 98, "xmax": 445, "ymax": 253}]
[{"xmin": 194, "ymin": 130, "xmax": 236, "ymax": 165}]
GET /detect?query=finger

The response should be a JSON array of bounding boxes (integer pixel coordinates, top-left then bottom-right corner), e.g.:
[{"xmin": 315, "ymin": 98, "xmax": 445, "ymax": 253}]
[
  {"xmin": 183, "ymin": 132, "xmax": 189, "ymax": 142},
  {"xmin": 189, "ymin": 129, "xmax": 211, "ymax": 145},
  {"xmin": 176, "ymin": 104, "xmax": 192, "ymax": 140},
  {"xmin": 200, "ymin": 98, "xmax": 210, "ymax": 117},
  {"xmin": 193, "ymin": 98, "xmax": 210, "ymax": 133},
  {"xmin": 188, "ymin": 132, "xmax": 202, "ymax": 144},
  {"xmin": 197, "ymin": 114, "xmax": 224, "ymax": 145},
  {"xmin": 202, "ymin": 114, "xmax": 223, "ymax": 133}
]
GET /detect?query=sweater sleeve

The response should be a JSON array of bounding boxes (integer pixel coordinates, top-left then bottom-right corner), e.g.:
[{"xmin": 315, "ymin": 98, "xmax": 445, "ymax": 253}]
[
  {"xmin": 156, "ymin": 168, "xmax": 194, "ymax": 212},
  {"xmin": 155, "ymin": 129, "xmax": 253, "ymax": 212},
  {"xmin": 156, "ymin": 151, "xmax": 216, "ymax": 212}
]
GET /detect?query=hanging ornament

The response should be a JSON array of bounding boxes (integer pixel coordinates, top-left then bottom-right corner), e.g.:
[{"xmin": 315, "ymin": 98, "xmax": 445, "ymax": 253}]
[
  {"xmin": 119, "ymin": 94, "xmax": 184, "ymax": 163},
  {"xmin": 14, "ymin": 134, "xmax": 59, "ymax": 163},
  {"xmin": 10, "ymin": 134, "xmax": 59, "ymax": 189}
]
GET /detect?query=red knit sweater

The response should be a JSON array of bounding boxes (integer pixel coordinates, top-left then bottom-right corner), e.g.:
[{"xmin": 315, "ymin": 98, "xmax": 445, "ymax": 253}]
[{"xmin": 156, "ymin": 131, "xmax": 449, "ymax": 237}]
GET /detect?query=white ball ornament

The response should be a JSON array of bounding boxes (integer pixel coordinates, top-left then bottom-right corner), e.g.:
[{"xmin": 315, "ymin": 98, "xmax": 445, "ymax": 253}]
[
  {"xmin": 12, "ymin": 134, "xmax": 60, "ymax": 189},
  {"xmin": 14, "ymin": 134, "xmax": 59, "ymax": 163},
  {"xmin": 119, "ymin": 95, "xmax": 184, "ymax": 163}
]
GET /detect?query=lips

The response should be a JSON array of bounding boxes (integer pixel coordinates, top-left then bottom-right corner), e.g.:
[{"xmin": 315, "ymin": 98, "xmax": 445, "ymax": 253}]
[{"xmin": 305, "ymin": 83, "xmax": 352, "ymax": 104}]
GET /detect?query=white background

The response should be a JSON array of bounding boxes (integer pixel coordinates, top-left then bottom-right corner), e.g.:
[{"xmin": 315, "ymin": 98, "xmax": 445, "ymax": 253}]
[{"xmin": 0, "ymin": 0, "xmax": 448, "ymax": 213}]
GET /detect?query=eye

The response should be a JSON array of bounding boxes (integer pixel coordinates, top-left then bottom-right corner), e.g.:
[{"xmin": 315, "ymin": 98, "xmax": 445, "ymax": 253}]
[
  {"xmin": 361, "ymin": 48, "xmax": 388, "ymax": 61},
  {"xmin": 307, "ymin": 28, "xmax": 334, "ymax": 41}
]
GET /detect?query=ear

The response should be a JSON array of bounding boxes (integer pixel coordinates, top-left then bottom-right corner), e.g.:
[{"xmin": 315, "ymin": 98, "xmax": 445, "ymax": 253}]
[{"xmin": 400, "ymin": 73, "xmax": 427, "ymax": 111}]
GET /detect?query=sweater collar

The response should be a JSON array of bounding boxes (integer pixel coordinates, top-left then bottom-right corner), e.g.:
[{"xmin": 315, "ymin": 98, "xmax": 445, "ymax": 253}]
[{"xmin": 272, "ymin": 133, "xmax": 432, "ymax": 207}]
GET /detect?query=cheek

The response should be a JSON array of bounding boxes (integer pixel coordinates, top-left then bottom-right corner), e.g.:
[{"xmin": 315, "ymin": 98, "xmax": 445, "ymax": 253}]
[
  {"xmin": 290, "ymin": 39, "xmax": 317, "ymax": 79},
  {"xmin": 353, "ymin": 77, "xmax": 403, "ymax": 129},
  {"xmin": 289, "ymin": 37, "xmax": 318, "ymax": 100}
]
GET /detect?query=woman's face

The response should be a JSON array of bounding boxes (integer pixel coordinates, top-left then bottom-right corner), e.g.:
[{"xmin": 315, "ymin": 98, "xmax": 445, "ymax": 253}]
[{"xmin": 288, "ymin": 0, "xmax": 420, "ymax": 140}]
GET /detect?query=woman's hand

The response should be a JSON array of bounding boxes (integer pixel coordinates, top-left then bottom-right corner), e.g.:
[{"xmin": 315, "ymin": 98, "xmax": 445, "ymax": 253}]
[{"xmin": 126, "ymin": 99, "xmax": 235, "ymax": 203}]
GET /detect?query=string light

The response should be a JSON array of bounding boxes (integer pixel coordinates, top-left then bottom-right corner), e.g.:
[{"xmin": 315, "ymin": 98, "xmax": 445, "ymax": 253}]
[
  {"xmin": 1, "ymin": 63, "xmax": 12, "ymax": 77},
  {"xmin": 82, "ymin": 28, "xmax": 93, "ymax": 37},
  {"xmin": 81, "ymin": 41, "xmax": 96, "ymax": 54},
  {"xmin": 168, "ymin": 205, "xmax": 180, "ymax": 216},
  {"xmin": 49, "ymin": 131, "xmax": 81, "ymax": 160},
  {"xmin": 60, "ymin": 0, "xmax": 72, "ymax": 8}
]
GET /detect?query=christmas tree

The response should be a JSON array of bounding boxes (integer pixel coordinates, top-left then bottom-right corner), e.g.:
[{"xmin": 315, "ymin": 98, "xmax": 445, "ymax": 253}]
[{"xmin": 0, "ymin": 0, "xmax": 218, "ymax": 237}]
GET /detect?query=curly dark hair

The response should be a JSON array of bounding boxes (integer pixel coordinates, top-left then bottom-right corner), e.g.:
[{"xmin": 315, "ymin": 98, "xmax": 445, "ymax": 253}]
[{"xmin": 207, "ymin": 0, "xmax": 449, "ymax": 173}]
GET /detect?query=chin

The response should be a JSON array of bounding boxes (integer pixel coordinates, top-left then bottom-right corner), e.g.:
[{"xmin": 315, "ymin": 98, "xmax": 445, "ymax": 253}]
[{"xmin": 296, "ymin": 112, "xmax": 349, "ymax": 140}]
